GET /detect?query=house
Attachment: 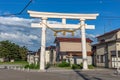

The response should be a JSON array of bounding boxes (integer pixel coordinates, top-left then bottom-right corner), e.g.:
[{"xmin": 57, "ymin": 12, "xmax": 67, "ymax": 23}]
[
  {"xmin": 27, "ymin": 46, "xmax": 56, "ymax": 65},
  {"xmin": 44, "ymin": 46, "xmax": 56, "ymax": 65},
  {"xmin": 54, "ymin": 37, "xmax": 93, "ymax": 65},
  {"xmin": 93, "ymin": 28, "xmax": 120, "ymax": 68},
  {"xmin": 37, "ymin": 46, "xmax": 56, "ymax": 65},
  {"xmin": 27, "ymin": 51, "xmax": 38, "ymax": 65}
]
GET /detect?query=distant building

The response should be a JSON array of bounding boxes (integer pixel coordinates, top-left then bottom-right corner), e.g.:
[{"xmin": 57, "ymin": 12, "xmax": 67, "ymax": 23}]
[
  {"xmin": 54, "ymin": 37, "xmax": 93, "ymax": 65},
  {"xmin": 27, "ymin": 51, "xmax": 38, "ymax": 64},
  {"xmin": 37, "ymin": 46, "xmax": 56, "ymax": 65},
  {"xmin": 44, "ymin": 46, "xmax": 56, "ymax": 65},
  {"xmin": 93, "ymin": 28, "xmax": 120, "ymax": 68}
]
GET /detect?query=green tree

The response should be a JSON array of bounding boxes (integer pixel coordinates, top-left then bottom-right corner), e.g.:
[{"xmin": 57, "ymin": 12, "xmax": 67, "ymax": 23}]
[
  {"xmin": 19, "ymin": 46, "xmax": 28, "ymax": 60},
  {"xmin": 0, "ymin": 40, "xmax": 28, "ymax": 61}
]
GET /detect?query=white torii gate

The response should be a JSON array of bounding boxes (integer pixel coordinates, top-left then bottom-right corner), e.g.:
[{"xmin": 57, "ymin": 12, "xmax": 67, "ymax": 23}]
[{"xmin": 28, "ymin": 10, "xmax": 99, "ymax": 70}]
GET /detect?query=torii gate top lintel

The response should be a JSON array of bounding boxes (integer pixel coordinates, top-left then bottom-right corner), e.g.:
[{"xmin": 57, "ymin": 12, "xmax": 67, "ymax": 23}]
[{"xmin": 28, "ymin": 10, "xmax": 99, "ymax": 20}]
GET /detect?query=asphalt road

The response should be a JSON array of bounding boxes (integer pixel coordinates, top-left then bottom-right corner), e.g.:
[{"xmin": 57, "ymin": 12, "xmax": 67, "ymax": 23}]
[{"xmin": 0, "ymin": 68, "xmax": 120, "ymax": 80}]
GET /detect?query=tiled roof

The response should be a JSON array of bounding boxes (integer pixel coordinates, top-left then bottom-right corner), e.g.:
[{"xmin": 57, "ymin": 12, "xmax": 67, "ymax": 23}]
[
  {"xmin": 93, "ymin": 38, "xmax": 120, "ymax": 46},
  {"xmin": 54, "ymin": 37, "xmax": 92, "ymax": 43},
  {"xmin": 96, "ymin": 28, "xmax": 120, "ymax": 38}
]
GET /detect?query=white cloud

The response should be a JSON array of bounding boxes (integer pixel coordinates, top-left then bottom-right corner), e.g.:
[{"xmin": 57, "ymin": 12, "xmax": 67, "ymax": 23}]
[
  {"xmin": 0, "ymin": 17, "xmax": 34, "ymax": 27},
  {"xmin": 0, "ymin": 16, "xmax": 62, "ymax": 27},
  {"xmin": 0, "ymin": 32, "xmax": 39, "ymax": 45}
]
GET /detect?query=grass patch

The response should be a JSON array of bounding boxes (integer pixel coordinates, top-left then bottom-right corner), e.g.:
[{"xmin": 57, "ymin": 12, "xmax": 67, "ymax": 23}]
[{"xmin": 0, "ymin": 61, "xmax": 28, "ymax": 66}]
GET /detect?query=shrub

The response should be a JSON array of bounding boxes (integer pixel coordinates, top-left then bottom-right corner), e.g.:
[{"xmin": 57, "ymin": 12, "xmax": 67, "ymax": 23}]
[
  {"xmin": 24, "ymin": 64, "xmax": 39, "ymax": 69},
  {"xmin": 88, "ymin": 65, "xmax": 94, "ymax": 69},
  {"xmin": 79, "ymin": 63, "xmax": 94, "ymax": 69},
  {"xmin": 71, "ymin": 64, "xmax": 80, "ymax": 69},
  {"xmin": 24, "ymin": 64, "xmax": 29, "ymax": 68},
  {"xmin": 79, "ymin": 63, "xmax": 83, "ymax": 69},
  {"xmin": 29, "ymin": 64, "xmax": 35, "ymax": 69},
  {"xmin": 34, "ymin": 64, "xmax": 39, "ymax": 69},
  {"xmin": 58, "ymin": 61, "xmax": 70, "ymax": 67}
]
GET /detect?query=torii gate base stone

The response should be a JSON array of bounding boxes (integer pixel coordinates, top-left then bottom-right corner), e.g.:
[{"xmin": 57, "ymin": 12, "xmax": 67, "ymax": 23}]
[{"xmin": 28, "ymin": 10, "xmax": 99, "ymax": 70}]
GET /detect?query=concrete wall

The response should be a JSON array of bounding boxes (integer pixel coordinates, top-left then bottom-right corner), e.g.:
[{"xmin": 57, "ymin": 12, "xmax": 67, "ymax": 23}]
[
  {"xmin": 66, "ymin": 56, "xmax": 92, "ymax": 65},
  {"xmin": 60, "ymin": 42, "xmax": 91, "ymax": 52}
]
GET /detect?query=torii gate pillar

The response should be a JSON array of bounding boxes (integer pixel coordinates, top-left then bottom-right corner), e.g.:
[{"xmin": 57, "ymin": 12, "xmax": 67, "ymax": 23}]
[
  {"xmin": 40, "ymin": 18, "xmax": 47, "ymax": 70},
  {"xmin": 80, "ymin": 19, "xmax": 88, "ymax": 69},
  {"xmin": 28, "ymin": 10, "xmax": 99, "ymax": 70}
]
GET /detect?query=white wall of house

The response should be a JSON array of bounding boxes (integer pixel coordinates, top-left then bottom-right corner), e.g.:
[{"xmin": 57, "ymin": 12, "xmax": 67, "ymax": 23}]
[
  {"xmin": 108, "ymin": 43, "xmax": 116, "ymax": 52},
  {"xmin": 116, "ymin": 42, "xmax": 120, "ymax": 51},
  {"xmin": 45, "ymin": 50, "xmax": 56, "ymax": 64},
  {"xmin": 60, "ymin": 42, "xmax": 82, "ymax": 52},
  {"xmin": 60, "ymin": 42, "xmax": 91, "ymax": 52},
  {"xmin": 117, "ymin": 31, "xmax": 120, "ymax": 38},
  {"xmin": 53, "ymin": 50, "xmax": 56, "ymax": 64},
  {"xmin": 96, "ymin": 44, "xmax": 105, "ymax": 55},
  {"xmin": 27, "ymin": 55, "xmax": 35, "ymax": 64},
  {"xmin": 45, "ymin": 50, "xmax": 50, "ymax": 64}
]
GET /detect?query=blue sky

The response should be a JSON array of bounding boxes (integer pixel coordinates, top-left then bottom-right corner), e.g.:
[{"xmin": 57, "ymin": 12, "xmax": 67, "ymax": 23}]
[{"xmin": 0, "ymin": 0, "xmax": 120, "ymax": 51}]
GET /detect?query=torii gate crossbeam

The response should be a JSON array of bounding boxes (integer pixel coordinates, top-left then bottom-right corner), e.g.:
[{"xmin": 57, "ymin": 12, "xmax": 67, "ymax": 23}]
[{"xmin": 28, "ymin": 10, "xmax": 99, "ymax": 70}]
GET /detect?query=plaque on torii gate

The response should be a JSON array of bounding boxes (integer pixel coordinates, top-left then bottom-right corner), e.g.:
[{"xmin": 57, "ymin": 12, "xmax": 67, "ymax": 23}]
[{"xmin": 28, "ymin": 10, "xmax": 99, "ymax": 70}]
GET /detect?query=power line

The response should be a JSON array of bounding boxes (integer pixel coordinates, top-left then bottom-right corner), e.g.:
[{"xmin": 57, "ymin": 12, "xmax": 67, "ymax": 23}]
[
  {"xmin": 0, "ymin": 0, "xmax": 32, "ymax": 16},
  {"xmin": 19, "ymin": 0, "xmax": 33, "ymax": 15}
]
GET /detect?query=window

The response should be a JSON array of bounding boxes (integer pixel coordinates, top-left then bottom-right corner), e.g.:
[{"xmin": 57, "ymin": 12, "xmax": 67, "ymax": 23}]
[
  {"xmin": 97, "ymin": 55, "xmax": 105, "ymax": 63},
  {"xmin": 97, "ymin": 55, "xmax": 100, "ymax": 63},
  {"xmin": 100, "ymin": 55, "xmax": 104, "ymax": 63}
]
